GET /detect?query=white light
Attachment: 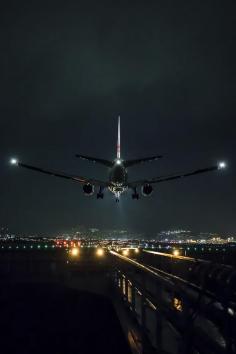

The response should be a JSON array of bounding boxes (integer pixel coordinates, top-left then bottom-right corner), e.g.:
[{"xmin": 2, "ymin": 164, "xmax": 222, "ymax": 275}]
[
  {"xmin": 228, "ymin": 307, "xmax": 234, "ymax": 316},
  {"xmin": 116, "ymin": 159, "xmax": 121, "ymax": 165},
  {"xmin": 218, "ymin": 161, "xmax": 226, "ymax": 169},
  {"xmin": 10, "ymin": 158, "xmax": 18, "ymax": 165}
]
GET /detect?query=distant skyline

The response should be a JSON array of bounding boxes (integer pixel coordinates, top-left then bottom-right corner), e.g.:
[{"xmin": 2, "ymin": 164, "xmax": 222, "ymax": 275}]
[
  {"xmin": 1, "ymin": 224, "xmax": 234, "ymax": 239},
  {"xmin": 0, "ymin": 1, "xmax": 235, "ymax": 235}
]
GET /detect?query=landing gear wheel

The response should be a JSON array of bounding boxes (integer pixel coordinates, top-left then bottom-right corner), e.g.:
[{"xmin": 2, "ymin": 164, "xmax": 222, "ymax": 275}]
[
  {"xmin": 132, "ymin": 193, "xmax": 139, "ymax": 200},
  {"xmin": 97, "ymin": 193, "xmax": 104, "ymax": 199}
]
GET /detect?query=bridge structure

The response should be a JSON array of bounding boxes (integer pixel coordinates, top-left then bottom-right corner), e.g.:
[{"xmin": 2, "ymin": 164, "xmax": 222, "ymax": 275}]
[
  {"xmin": 110, "ymin": 249, "xmax": 236, "ymax": 354},
  {"xmin": 0, "ymin": 246, "xmax": 235, "ymax": 354}
]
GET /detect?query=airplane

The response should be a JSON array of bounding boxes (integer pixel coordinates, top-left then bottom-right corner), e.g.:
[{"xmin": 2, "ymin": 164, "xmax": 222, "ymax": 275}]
[{"xmin": 10, "ymin": 117, "xmax": 226, "ymax": 202}]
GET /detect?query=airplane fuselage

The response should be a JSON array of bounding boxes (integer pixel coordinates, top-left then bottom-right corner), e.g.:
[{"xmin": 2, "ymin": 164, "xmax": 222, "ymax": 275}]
[{"xmin": 108, "ymin": 160, "xmax": 128, "ymax": 199}]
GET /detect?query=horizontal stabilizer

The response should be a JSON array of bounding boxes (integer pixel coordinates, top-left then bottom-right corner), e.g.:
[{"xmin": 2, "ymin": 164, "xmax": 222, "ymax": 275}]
[
  {"xmin": 75, "ymin": 155, "xmax": 113, "ymax": 167},
  {"xmin": 123, "ymin": 155, "xmax": 163, "ymax": 168}
]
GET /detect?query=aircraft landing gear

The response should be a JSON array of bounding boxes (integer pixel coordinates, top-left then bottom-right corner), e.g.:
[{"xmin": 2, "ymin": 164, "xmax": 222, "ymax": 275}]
[
  {"xmin": 97, "ymin": 186, "xmax": 104, "ymax": 199},
  {"xmin": 132, "ymin": 187, "xmax": 139, "ymax": 200},
  {"xmin": 116, "ymin": 198, "xmax": 119, "ymax": 203}
]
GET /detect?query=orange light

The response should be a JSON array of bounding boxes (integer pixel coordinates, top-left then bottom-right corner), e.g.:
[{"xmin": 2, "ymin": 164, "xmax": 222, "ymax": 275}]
[
  {"xmin": 71, "ymin": 248, "xmax": 79, "ymax": 256},
  {"xmin": 96, "ymin": 248, "xmax": 104, "ymax": 257},
  {"xmin": 173, "ymin": 297, "xmax": 183, "ymax": 311},
  {"xmin": 122, "ymin": 249, "xmax": 129, "ymax": 256},
  {"xmin": 173, "ymin": 249, "xmax": 180, "ymax": 257}
]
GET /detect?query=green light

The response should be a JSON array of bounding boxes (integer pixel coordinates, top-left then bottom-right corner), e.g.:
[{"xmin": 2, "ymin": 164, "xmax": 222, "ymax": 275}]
[
  {"xmin": 44, "ymin": 245, "xmax": 48, "ymax": 248},
  {"xmin": 37, "ymin": 245, "xmax": 41, "ymax": 249}
]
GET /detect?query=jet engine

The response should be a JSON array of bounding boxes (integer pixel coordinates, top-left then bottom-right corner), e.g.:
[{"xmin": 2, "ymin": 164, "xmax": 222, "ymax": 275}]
[
  {"xmin": 141, "ymin": 184, "xmax": 153, "ymax": 196},
  {"xmin": 83, "ymin": 183, "xmax": 94, "ymax": 196}
]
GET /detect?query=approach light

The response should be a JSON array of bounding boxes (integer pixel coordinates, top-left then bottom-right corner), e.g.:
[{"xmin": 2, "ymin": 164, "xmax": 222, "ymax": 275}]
[
  {"xmin": 10, "ymin": 158, "xmax": 18, "ymax": 165},
  {"xmin": 71, "ymin": 247, "xmax": 79, "ymax": 257},
  {"xmin": 218, "ymin": 161, "xmax": 226, "ymax": 169},
  {"xmin": 96, "ymin": 248, "xmax": 104, "ymax": 257},
  {"xmin": 173, "ymin": 249, "xmax": 180, "ymax": 257}
]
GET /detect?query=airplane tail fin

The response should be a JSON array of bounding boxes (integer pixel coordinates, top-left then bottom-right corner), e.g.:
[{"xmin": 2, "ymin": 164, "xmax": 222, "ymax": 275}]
[
  {"xmin": 117, "ymin": 116, "xmax": 121, "ymax": 159},
  {"xmin": 75, "ymin": 155, "xmax": 113, "ymax": 167}
]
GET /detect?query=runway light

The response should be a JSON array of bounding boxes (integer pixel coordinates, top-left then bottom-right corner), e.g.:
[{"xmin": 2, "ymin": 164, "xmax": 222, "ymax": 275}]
[
  {"xmin": 173, "ymin": 249, "xmax": 180, "ymax": 257},
  {"xmin": 218, "ymin": 161, "xmax": 226, "ymax": 169},
  {"xmin": 71, "ymin": 247, "xmax": 79, "ymax": 256},
  {"xmin": 122, "ymin": 249, "xmax": 129, "ymax": 256},
  {"xmin": 10, "ymin": 158, "xmax": 18, "ymax": 165},
  {"xmin": 96, "ymin": 248, "xmax": 104, "ymax": 257}
]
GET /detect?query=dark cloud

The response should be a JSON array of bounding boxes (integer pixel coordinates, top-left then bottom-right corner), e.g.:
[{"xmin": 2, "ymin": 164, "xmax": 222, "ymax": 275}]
[{"xmin": 0, "ymin": 0, "xmax": 235, "ymax": 235}]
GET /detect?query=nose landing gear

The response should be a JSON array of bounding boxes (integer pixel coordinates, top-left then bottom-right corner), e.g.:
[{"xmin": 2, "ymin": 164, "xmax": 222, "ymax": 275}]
[
  {"xmin": 97, "ymin": 186, "xmax": 104, "ymax": 199},
  {"xmin": 132, "ymin": 187, "xmax": 139, "ymax": 200}
]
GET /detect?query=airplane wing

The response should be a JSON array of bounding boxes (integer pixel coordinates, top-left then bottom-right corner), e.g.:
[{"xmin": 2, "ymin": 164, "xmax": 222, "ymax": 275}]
[
  {"xmin": 75, "ymin": 154, "xmax": 113, "ymax": 167},
  {"xmin": 123, "ymin": 155, "xmax": 163, "ymax": 168},
  {"xmin": 128, "ymin": 165, "xmax": 222, "ymax": 187},
  {"xmin": 15, "ymin": 162, "xmax": 109, "ymax": 186}
]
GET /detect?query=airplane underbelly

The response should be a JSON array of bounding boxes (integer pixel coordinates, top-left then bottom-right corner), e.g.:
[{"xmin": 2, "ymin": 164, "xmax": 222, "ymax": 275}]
[{"xmin": 109, "ymin": 166, "xmax": 127, "ymax": 185}]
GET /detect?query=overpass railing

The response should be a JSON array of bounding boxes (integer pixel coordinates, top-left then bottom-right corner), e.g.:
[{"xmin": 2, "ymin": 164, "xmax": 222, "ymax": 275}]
[{"xmin": 110, "ymin": 251, "xmax": 236, "ymax": 354}]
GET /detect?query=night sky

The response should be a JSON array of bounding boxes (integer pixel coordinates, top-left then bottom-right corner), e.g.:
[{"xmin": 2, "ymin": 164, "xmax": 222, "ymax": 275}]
[{"xmin": 0, "ymin": 1, "xmax": 235, "ymax": 236}]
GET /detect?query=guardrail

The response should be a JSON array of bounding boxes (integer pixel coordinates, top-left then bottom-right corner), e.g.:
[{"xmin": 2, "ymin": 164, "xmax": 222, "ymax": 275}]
[{"xmin": 110, "ymin": 250, "xmax": 236, "ymax": 354}]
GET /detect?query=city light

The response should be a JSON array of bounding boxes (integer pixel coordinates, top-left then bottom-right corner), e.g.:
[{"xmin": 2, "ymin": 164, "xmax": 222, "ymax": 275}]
[
  {"xmin": 96, "ymin": 248, "xmax": 104, "ymax": 257},
  {"xmin": 134, "ymin": 248, "xmax": 139, "ymax": 254}
]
